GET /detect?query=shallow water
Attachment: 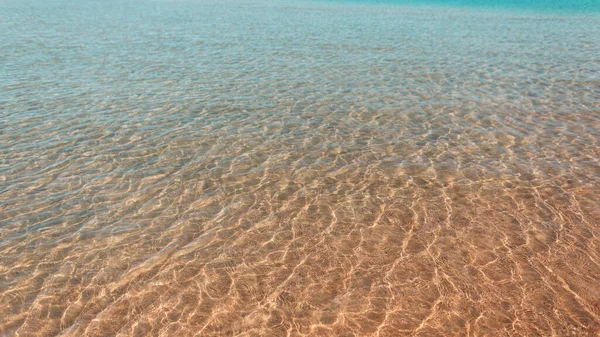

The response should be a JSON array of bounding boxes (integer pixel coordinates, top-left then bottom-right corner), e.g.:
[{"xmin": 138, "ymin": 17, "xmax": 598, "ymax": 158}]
[{"xmin": 1, "ymin": 0, "xmax": 600, "ymax": 336}]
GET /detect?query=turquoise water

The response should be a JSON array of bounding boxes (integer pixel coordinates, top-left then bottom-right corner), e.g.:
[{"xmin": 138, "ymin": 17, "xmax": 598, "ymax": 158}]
[
  {"xmin": 316, "ymin": 0, "xmax": 600, "ymax": 13},
  {"xmin": 1, "ymin": 0, "xmax": 600, "ymax": 336}
]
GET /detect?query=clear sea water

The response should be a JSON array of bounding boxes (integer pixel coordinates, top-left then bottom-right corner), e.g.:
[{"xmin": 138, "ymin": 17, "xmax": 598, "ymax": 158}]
[{"xmin": 1, "ymin": 0, "xmax": 600, "ymax": 336}]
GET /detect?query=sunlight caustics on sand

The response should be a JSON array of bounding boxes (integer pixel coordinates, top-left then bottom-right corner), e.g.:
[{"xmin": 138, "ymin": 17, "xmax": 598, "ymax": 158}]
[{"xmin": 1, "ymin": 0, "xmax": 600, "ymax": 335}]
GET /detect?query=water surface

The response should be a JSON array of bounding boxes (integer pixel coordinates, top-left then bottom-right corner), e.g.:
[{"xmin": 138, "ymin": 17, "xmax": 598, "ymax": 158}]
[{"xmin": 1, "ymin": 0, "xmax": 600, "ymax": 336}]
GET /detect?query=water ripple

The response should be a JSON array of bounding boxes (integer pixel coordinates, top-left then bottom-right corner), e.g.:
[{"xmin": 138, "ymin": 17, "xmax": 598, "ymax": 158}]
[{"xmin": 2, "ymin": 0, "xmax": 600, "ymax": 336}]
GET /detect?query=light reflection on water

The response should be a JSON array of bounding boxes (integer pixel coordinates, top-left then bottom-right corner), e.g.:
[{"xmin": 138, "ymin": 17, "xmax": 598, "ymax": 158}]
[{"xmin": 1, "ymin": 0, "xmax": 600, "ymax": 336}]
